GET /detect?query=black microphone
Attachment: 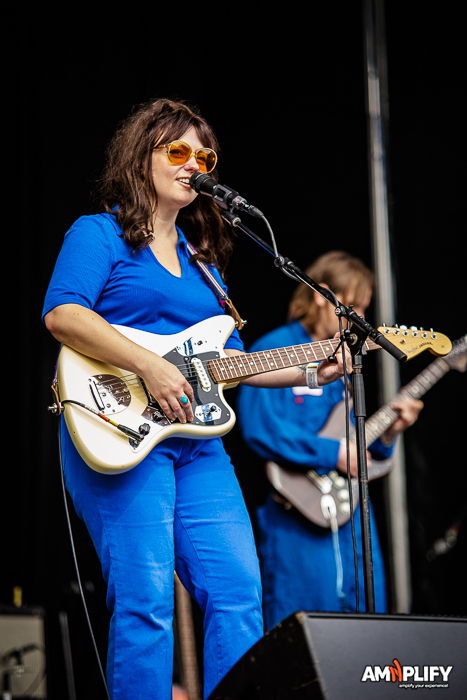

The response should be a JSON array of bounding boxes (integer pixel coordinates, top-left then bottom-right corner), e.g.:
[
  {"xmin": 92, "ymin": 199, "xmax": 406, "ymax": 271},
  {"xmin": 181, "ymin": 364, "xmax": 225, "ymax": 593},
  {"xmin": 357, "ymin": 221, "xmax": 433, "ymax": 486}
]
[{"xmin": 189, "ymin": 173, "xmax": 263, "ymax": 218}]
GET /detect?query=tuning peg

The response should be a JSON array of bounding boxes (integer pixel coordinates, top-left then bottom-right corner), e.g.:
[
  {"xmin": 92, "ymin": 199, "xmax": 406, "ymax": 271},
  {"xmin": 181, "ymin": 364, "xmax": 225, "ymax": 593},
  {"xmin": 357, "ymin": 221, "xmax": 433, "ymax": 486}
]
[
  {"xmin": 400, "ymin": 325, "xmax": 407, "ymax": 330},
  {"xmin": 410, "ymin": 326, "xmax": 417, "ymax": 330}
]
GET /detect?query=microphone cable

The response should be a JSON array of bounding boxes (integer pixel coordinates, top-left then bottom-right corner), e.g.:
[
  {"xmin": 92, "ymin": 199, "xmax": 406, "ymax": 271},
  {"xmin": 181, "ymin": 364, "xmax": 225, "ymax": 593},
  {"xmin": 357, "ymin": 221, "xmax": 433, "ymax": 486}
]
[{"xmin": 327, "ymin": 292, "xmax": 361, "ymax": 612}]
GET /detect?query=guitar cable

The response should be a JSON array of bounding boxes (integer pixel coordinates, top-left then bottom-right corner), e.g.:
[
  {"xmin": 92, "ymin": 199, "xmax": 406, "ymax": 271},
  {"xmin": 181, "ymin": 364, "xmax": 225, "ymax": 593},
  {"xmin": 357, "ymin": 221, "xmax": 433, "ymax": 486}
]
[
  {"xmin": 56, "ymin": 420, "xmax": 111, "ymax": 700},
  {"xmin": 60, "ymin": 399, "xmax": 145, "ymax": 442}
]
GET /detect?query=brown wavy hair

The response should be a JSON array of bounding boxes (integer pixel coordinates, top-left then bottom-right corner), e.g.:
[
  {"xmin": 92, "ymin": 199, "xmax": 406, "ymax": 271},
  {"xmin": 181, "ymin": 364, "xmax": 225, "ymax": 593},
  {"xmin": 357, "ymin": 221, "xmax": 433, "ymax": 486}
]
[
  {"xmin": 98, "ymin": 98, "xmax": 233, "ymax": 276},
  {"xmin": 288, "ymin": 251, "xmax": 375, "ymax": 333}
]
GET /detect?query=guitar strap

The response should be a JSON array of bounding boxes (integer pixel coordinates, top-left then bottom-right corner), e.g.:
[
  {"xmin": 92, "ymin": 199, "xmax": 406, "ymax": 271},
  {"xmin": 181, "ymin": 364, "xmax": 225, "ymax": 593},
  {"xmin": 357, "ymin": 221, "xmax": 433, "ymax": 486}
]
[{"xmin": 186, "ymin": 241, "xmax": 246, "ymax": 330}]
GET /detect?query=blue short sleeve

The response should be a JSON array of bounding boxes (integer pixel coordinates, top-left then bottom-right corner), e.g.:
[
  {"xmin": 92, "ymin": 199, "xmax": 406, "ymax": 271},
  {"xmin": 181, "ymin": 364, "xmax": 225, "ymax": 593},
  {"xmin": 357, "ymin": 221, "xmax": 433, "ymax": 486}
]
[{"xmin": 42, "ymin": 215, "xmax": 118, "ymax": 320}]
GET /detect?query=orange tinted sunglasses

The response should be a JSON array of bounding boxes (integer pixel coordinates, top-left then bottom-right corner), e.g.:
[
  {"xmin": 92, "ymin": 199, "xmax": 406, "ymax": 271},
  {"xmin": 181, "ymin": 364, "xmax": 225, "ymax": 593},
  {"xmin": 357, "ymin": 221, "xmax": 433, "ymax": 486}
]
[{"xmin": 158, "ymin": 140, "xmax": 218, "ymax": 174}]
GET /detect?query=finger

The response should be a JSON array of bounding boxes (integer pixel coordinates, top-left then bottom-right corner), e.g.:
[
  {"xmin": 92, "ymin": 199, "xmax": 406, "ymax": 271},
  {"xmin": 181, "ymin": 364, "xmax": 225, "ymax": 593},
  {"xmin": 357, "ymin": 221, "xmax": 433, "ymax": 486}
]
[
  {"xmin": 161, "ymin": 398, "xmax": 189, "ymax": 424},
  {"xmin": 172, "ymin": 399, "xmax": 191, "ymax": 424},
  {"xmin": 182, "ymin": 380, "xmax": 195, "ymax": 404},
  {"xmin": 337, "ymin": 348, "xmax": 352, "ymax": 375},
  {"xmin": 178, "ymin": 392, "xmax": 194, "ymax": 422},
  {"xmin": 160, "ymin": 400, "xmax": 177, "ymax": 422}
]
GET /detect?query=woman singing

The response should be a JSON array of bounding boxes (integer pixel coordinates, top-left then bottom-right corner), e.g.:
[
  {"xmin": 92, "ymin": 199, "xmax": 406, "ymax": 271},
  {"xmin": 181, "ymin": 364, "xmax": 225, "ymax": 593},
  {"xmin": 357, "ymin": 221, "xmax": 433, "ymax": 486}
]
[{"xmin": 43, "ymin": 98, "xmax": 350, "ymax": 700}]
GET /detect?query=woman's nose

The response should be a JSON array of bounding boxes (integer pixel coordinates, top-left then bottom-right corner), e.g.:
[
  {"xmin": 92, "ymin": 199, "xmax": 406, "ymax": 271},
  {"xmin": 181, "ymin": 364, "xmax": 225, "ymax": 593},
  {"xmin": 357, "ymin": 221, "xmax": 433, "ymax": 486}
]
[{"xmin": 184, "ymin": 154, "xmax": 200, "ymax": 171}]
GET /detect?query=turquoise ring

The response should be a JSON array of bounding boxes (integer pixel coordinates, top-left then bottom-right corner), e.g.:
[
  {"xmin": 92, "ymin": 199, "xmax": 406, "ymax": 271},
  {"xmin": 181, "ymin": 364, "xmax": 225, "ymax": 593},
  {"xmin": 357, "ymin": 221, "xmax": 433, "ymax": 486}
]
[{"xmin": 180, "ymin": 395, "xmax": 189, "ymax": 405}]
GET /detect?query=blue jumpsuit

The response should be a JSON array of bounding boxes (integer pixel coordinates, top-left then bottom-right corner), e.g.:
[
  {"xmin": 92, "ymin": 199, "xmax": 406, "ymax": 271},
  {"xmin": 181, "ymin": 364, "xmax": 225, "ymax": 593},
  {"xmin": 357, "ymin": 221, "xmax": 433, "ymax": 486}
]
[
  {"xmin": 43, "ymin": 214, "xmax": 263, "ymax": 700},
  {"xmin": 237, "ymin": 321, "xmax": 392, "ymax": 631}
]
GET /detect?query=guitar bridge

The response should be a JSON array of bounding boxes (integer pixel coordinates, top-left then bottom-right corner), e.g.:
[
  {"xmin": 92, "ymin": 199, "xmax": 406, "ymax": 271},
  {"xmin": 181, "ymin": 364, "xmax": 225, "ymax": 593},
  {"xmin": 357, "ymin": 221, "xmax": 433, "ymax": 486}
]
[{"xmin": 89, "ymin": 374, "xmax": 131, "ymax": 415}]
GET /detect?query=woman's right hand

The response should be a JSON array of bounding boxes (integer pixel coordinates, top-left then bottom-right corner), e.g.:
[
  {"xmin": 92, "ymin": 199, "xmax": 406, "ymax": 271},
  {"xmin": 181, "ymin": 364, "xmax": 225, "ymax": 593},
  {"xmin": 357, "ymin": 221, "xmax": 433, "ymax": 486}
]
[
  {"xmin": 45, "ymin": 304, "xmax": 195, "ymax": 423},
  {"xmin": 143, "ymin": 356, "xmax": 194, "ymax": 423}
]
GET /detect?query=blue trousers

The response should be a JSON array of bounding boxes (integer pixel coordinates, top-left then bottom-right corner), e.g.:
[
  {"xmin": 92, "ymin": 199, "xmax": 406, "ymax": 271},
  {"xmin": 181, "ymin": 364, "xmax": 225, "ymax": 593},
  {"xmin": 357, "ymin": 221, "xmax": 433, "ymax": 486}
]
[
  {"xmin": 62, "ymin": 421, "xmax": 263, "ymax": 699},
  {"xmin": 257, "ymin": 493, "xmax": 387, "ymax": 631}
]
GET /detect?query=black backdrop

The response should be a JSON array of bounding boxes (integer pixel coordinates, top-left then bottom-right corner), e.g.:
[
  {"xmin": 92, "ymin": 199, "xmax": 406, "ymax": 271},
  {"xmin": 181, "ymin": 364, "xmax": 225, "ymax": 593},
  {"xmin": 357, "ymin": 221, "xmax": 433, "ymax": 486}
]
[{"xmin": 5, "ymin": 3, "xmax": 465, "ymax": 698}]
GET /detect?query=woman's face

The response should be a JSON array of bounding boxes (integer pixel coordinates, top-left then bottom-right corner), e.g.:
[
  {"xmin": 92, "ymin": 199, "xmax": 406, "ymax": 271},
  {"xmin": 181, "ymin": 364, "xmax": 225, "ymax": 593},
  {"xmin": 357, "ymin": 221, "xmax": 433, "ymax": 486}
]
[{"xmin": 150, "ymin": 126, "xmax": 204, "ymax": 216}]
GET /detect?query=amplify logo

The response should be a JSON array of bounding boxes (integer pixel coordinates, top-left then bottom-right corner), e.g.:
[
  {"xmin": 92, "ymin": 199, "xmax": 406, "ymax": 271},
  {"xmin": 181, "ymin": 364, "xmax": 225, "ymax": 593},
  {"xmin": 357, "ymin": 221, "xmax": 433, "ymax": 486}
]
[{"xmin": 361, "ymin": 658, "xmax": 453, "ymax": 688}]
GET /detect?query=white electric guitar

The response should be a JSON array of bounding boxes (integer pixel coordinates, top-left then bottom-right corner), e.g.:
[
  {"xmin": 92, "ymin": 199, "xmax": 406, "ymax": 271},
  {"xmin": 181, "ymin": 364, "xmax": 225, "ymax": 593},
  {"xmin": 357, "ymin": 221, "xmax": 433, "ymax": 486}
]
[{"xmin": 53, "ymin": 316, "xmax": 451, "ymax": 474}]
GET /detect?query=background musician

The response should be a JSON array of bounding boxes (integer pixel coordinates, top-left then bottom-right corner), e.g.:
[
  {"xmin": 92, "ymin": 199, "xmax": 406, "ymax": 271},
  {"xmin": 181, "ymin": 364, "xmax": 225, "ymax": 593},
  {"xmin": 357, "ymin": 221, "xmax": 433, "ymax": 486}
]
[{"xmin": 238, "ymin": 251, "xmax": 423, "ymax": 630}]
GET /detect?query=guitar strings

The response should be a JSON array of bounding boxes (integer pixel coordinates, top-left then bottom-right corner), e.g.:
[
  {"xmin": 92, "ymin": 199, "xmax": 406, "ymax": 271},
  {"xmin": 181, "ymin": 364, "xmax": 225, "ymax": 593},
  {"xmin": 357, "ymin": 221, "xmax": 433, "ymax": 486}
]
[
  {"xmin": 66, "ymin": 335, "xmax": 365, "ymax": 419},
  {"xmin": 88, "ymin": 338, "xmax": 345, "ymax": 392},
  {"xmin": 65, "ymin": 334, "xmax": 463, "ymax": 404}
]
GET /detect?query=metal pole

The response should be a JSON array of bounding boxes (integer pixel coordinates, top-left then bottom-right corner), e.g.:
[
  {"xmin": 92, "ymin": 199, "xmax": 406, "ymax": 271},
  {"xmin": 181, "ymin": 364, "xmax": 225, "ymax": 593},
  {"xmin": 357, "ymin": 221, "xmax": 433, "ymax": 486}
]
[{"xmin": 363, "ymin": 0, "xmax": 412, "ymax": 613}]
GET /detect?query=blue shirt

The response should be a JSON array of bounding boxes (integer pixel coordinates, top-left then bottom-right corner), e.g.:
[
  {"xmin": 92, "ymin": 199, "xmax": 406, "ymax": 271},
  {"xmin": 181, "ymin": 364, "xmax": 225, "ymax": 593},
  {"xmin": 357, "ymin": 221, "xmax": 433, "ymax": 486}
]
[{"xmin": 42, "ymin": 213, "xmax": 243, "ymax": 350}]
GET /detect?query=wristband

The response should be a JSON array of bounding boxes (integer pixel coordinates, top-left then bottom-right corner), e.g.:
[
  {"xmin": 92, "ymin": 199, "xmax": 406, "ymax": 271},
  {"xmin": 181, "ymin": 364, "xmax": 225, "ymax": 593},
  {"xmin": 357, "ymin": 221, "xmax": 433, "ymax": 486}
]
[{"xmin": 306, "ymin": 363, "xmax": 320, "ymax": 389}]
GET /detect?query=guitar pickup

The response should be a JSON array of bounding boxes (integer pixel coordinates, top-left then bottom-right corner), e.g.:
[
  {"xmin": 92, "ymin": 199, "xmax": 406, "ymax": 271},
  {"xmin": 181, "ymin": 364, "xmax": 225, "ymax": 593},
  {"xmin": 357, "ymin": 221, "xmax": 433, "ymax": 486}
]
[{"xmin": 191, "ymin": 357, "xmax": 211, "ymax": 392}]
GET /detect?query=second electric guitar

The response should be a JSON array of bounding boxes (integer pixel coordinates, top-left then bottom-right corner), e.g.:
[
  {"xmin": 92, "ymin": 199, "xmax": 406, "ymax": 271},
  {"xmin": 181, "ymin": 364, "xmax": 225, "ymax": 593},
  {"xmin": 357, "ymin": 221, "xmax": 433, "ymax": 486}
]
[{"xmin": 55, "ymin": 316, "xmax": 452, "ymax": 474}]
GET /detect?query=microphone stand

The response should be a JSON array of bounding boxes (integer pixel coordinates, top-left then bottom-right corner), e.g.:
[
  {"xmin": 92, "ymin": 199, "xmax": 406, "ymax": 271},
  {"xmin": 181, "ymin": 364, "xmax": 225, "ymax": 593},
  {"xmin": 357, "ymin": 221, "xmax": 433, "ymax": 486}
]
[{"xmin": 221, "ymin": 209, "xmax": 406, "ymax": 613}]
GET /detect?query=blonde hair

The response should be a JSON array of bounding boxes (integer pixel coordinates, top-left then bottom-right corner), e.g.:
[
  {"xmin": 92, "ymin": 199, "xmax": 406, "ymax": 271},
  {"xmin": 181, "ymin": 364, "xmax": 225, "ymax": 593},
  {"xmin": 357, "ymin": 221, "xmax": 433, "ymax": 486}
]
[{"xmin": 288, "ymin": 251, "xmax": 375, "ymax": 333}]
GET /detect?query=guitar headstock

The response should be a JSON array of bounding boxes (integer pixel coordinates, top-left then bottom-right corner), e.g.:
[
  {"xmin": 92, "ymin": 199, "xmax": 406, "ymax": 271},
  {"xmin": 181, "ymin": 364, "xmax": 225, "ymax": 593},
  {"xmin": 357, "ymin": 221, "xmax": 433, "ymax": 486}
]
[
  {"xmin": 445, "ymin": 335, "xmax": 467, "ymax": 372},
  {"xmin": 377, "ymin": 325, "xmax": 452, "ymax": 359}
]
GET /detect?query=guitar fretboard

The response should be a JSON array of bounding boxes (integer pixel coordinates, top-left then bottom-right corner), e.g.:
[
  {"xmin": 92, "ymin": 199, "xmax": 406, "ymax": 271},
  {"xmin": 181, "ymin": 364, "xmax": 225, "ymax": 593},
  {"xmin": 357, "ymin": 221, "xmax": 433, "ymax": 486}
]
[
  {"xmin": 364, "ymin": 355, "xmax": 452, "ymax": 446},
  {"xmin": 207, "ymin": 337, "xmax": 379, "ymax": 383}
]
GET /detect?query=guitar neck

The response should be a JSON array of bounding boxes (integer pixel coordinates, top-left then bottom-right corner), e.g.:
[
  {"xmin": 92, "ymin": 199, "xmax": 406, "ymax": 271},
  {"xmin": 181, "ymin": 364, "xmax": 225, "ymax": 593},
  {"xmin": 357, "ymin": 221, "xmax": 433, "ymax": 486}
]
[
  {"xmin": 207, "ymin": 337, "xmax": 380, "ymax": 383},
  {"xmin": 364, "ymin": 355, "xmax": 452, "ymax": 445}
]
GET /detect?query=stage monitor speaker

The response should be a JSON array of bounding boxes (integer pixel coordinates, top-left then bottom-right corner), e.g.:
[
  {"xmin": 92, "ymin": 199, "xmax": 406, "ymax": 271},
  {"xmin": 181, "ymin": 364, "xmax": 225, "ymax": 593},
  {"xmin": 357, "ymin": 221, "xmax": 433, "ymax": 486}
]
[
  {"xmin": 0, "ymin": 606, "xmax": 47, "ymax": 699},
  {"xmin": 208, "ymin": 611, "xmax": 467, "ymax": 699}
]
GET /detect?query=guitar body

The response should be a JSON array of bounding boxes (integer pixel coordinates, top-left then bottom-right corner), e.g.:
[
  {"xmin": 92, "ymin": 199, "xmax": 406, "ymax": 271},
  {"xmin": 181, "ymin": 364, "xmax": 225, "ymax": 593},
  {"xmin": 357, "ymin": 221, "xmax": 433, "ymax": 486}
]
[
  {"xmin": 57, "ymin": 315, "xmax": 237, "ymax": 474},
  {"xmin": 266, "ymin": 462, "xmax": 358, "ymax": 529},
  {"xmin": 265, "ymin": 401, "xmax": 393, "ymax": 529}
]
